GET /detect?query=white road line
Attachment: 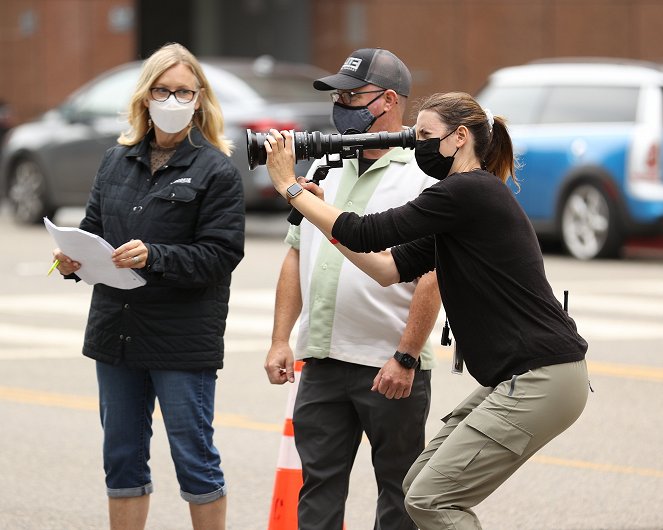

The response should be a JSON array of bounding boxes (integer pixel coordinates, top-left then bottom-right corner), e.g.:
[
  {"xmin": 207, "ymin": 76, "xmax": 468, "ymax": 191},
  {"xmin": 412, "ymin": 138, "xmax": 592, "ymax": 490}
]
[
  {"xmin": 0, "ymin": 290, "xmax": 275, "ymax": 317},
  {"xmin": 562, "ymin": 295, "xmax": 663, "ymax": 318},
  {"xmin": 549, "ymin": 278, "xmax": 663, "ymax": 296},
  {"xmin": 0, "ymin": 336, "xmax": 274, "ymax": 360},
  {"xmin": 0, "ymin": 323, "xmax": 83, "ymax": 346},
  {"xmin": 1, "ymin": 282, "xmax": 662, "ymax": 358},
  {"xmin": 573, "ymin": 316, "xmax": 663, "ymax": 340}
]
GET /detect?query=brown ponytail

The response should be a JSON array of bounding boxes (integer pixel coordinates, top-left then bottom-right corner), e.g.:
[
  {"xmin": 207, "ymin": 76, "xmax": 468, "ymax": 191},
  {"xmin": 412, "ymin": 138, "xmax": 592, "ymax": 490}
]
[{"xmin": 484, "ymin": 116, "xmax": 519, "ymax": 190}]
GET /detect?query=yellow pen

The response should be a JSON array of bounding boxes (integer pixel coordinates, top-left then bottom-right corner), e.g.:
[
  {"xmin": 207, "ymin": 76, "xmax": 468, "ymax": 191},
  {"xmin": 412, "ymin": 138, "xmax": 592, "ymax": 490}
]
[{"xmin": 47, "ymin": 259, "xmax": 60, "ymax": 276}]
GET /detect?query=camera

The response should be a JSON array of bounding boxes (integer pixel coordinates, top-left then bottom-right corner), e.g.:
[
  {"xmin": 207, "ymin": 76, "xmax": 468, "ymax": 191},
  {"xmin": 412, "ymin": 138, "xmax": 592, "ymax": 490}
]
[{"xmin": 246, "ymin": 127, "xmax": 416, "ymax": 169}]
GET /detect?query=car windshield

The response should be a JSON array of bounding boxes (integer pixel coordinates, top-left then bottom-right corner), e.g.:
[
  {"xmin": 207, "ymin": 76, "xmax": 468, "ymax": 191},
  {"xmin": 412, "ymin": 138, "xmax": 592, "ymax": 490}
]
[
  {"xmin": 477, "ymin": 85, "xmax": 639, "ymax": 125},
  {"xmin": 476, "ymin": 86, "xmax": 546, "ymax": 125},
  {"xmin": 232, "ymin": 73, "xmax": 327, "ymax": 102},
  {"xmin": 539, "ymin": 86, "xmax": 638, "ymax": 123},
  {"xmin": 204, "ymin": 59, "xmax": 328, "ymax": 104},
  {"xmin": 60, "ymin": 59, "xmax": 329, "ymax": 120},
  {"xmin": 66, "ymin": 66, "xmax": 140, "ymax": 118}
]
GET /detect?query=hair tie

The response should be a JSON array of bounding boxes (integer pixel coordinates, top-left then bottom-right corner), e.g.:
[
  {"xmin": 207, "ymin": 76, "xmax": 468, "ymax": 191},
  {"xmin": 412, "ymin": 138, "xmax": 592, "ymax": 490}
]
[{"xmin": 484, "ymin": 108, "xmax": 494, "ymax": 133}]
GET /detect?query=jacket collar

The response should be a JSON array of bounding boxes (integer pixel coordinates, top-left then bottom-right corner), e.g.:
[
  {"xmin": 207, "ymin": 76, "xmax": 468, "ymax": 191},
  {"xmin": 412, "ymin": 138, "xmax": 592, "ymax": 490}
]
[{"xmin": 126, "ymin": 127, "xmax": 206, "ymax": 168}]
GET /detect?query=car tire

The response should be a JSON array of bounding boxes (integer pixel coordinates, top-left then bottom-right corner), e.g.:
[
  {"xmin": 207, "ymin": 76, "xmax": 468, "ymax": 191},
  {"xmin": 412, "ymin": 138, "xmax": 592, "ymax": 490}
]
[
  {"xmin": 560, "ymin": 182, "xmax": 622, "ymax": 260},
  {"xmin": 8, "ymin": 158, "xmax": 55, "ymax": 224}
]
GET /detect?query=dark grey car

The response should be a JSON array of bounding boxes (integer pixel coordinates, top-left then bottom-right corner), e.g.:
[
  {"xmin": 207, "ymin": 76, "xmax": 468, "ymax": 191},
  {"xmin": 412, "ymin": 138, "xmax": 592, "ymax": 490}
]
[{"xmin": 0, "ymin": 56, "xmax": 333, "ymax": 223}]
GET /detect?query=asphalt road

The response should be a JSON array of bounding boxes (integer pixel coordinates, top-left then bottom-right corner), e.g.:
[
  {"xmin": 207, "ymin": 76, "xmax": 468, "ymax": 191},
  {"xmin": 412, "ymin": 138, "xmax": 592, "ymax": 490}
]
[{"xmin": 0, "ymin": 205, "xmax": 662, "ymax": 530}]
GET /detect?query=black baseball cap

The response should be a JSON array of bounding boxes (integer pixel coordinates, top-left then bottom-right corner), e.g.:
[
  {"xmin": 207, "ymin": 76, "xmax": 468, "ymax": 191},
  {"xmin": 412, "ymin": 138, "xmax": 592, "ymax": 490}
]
[{"xmin": 313, "ymin": 48, "xmax": 411, "ymax": 97}]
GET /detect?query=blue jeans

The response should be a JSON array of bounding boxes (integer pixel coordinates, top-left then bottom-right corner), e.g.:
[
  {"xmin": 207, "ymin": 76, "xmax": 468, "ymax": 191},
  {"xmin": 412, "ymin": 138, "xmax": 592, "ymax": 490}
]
[{"xmin": 96, "ymin": 362, "xmax": 226, "ymax": 504}]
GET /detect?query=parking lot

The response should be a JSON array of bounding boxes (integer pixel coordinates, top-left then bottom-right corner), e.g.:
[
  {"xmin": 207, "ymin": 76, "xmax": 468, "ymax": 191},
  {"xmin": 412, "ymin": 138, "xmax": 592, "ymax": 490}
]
[{"xmin": 0, "ymin": 204, "xmax": 662, "ymax": 529}]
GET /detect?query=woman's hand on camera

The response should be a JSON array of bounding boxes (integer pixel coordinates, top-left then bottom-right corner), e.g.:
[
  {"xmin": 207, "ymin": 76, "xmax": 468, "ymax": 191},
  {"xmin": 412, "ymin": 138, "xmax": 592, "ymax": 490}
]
[{"xmin": 264, "ymin": 129, "xmax": 298, "ymax": 197}]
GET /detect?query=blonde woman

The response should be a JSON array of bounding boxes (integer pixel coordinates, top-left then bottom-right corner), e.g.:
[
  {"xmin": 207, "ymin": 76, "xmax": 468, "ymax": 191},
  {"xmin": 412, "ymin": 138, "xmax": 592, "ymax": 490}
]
[{"xmin": 52, "ymin": 43, "xmax": 244, "ymax": 530}]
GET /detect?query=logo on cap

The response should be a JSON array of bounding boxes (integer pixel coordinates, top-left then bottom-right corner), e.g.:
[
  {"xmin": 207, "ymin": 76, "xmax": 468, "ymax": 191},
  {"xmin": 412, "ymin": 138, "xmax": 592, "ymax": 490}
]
[{"xmin": 341, "ymin": 57, "xmax": 362, "ymax": 72}]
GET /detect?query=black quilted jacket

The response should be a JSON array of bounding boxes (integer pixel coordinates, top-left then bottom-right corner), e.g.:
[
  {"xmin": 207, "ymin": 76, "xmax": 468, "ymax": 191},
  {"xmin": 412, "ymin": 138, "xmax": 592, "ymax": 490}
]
[{"xmin": 76, "ymin": 128, "xmax": 245, "ymax": 370}]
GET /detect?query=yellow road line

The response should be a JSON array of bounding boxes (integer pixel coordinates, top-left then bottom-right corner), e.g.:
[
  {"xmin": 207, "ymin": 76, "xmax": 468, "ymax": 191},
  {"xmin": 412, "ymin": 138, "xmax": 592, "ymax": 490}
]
[
  {"xmin": 435, "ymin": 348, "xmax": 663, "ymax": 382},
  {"xmin": 0, "ymin": 385, "xmax": 279, "ymax": 431},
  {"xmin": 0, "ymin": 384, "xmax": 661, "ymax": 479},
  {"xmin": 0, "ymin": 386, "xmax": 97, "ymax": 410},
  {"xmin": 532, "ymin": 455, "xmax": 663, "ymax": 479},
  {"xmin": 586, "ymin": 360, "xmax": 663, "ymax": 382}
]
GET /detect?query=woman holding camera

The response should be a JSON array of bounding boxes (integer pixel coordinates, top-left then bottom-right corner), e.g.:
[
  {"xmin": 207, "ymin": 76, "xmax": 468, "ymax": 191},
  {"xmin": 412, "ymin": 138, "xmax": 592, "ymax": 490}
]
[{"xmin": 263, "ymin": 91, "xmax": 589, "ymax": 530}]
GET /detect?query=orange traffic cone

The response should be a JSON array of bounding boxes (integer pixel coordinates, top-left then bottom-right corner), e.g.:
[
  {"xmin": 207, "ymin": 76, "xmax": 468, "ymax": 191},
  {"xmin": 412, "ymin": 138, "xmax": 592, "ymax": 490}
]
[{"xmin": 268, "ymin": 360, "xmax": 305, "ymax": 530}]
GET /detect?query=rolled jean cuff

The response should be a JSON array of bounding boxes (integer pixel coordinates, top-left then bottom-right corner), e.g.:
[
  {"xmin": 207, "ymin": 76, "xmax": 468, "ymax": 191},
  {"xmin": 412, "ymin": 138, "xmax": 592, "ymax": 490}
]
[
  {"xmin": 181, "ymin": 485, "xmax": 227, "ymax": 505},
  {"xmin": 107, "ymin": 482, "xmax": 154, "ymax": 498}
]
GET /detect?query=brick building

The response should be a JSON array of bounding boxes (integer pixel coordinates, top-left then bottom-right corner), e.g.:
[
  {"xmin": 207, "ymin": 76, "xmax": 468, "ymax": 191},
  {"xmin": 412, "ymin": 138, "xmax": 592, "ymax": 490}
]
[{"xmin": 2, "ymin": 0, "xmax": 663, "ymax": 125}]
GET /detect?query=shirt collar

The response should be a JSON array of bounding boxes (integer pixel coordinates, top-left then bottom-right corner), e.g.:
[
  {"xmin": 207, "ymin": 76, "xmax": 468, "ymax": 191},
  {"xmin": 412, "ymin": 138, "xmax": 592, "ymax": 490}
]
[{"xmin": 348, "ymin": 146, "xmax": 414, "ymax": 174}]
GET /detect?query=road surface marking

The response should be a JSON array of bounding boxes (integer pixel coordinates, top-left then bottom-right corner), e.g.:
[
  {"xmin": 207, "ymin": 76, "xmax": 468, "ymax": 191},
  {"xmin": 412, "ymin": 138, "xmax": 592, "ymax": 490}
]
[
  {"xmin": 435, "ymin": 349, "xmax": 663, "ymax": 383},
  {"xmin": 0, "ymin": 384, "xmax": 659, "ymax": 479}
]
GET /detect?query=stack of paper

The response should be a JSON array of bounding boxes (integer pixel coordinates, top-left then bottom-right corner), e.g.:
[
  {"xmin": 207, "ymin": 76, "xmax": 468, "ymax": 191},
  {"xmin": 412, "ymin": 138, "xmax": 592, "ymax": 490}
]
[{"xmin": 44, "ymin": 217, "xmax": 146, "ymax": 290}]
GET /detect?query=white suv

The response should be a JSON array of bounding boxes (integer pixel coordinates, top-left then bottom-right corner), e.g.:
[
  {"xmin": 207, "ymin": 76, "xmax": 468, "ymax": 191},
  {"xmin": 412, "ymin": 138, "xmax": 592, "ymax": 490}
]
[{"xmin": 476, "ymin": 58, "xmax": 663, "ymax": 259}]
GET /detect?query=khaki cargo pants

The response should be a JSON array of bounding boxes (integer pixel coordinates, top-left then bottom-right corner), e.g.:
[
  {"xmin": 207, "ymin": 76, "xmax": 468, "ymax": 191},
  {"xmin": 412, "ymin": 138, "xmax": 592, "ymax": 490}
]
[{"xmin": 403, "ymin": 360, "xmax": 589, "ymax": 530}]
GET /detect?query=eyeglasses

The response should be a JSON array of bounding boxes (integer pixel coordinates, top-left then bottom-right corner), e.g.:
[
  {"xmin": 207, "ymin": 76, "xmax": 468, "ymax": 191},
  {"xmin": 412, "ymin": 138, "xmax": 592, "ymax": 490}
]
[
  {"xmin": 330, "ymin": 89, "xmax": 385, "ymax": 105},
  {"xmin": 150, "ymin": 87, "xmax": 197, "ymax": 104}
]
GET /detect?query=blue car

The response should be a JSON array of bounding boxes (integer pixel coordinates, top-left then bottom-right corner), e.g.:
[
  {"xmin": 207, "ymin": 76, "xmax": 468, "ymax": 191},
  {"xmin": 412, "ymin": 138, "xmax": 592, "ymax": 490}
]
[{"xmin": 476, "ymin": 59, "xmax": 663, "ymax": 259}]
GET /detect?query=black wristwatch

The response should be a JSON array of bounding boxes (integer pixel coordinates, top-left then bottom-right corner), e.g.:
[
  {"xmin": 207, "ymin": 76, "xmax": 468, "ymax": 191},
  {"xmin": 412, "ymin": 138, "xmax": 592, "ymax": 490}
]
[{"xmin": 393, "ymin": 351, "xmax": 420, "ymax": 370}]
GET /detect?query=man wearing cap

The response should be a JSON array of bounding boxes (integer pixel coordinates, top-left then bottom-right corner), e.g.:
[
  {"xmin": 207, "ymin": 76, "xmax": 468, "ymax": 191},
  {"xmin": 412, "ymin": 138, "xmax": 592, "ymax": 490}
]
[{"xmin": 264, "ymin": 48, "xmax": 440, "ymax": 530}]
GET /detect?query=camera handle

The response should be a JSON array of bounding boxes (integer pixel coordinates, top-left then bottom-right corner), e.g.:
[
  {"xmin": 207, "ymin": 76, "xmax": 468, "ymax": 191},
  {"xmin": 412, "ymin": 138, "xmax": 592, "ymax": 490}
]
[{"xmin": 287, "ymin": 155, "xmax": 342, "ymax": 226}]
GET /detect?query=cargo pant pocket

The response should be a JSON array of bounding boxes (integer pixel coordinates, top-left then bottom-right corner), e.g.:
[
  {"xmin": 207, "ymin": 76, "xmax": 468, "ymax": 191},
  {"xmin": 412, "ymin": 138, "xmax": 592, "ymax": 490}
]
[
  {"xmin": 429, "ymin": 408, "xmax": 533, "ymax": 489},
  {"xmin": 465, "ymin": 408, "xmax": 533, "ymax": 456}
]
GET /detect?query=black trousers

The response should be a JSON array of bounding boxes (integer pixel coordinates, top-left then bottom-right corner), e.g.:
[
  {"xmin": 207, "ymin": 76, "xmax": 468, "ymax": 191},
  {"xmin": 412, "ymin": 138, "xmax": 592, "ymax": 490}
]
[{"xmin": 293, "ymin": 358, "xmax": 432, "ymax": 530}]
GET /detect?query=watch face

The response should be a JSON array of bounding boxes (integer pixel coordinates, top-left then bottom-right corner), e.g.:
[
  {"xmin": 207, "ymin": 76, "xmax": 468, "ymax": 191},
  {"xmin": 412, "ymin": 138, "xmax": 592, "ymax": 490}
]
[
  {"xmin": 395, "ymin": 351, "xmax": 417, "ymax": 369},
  {"xmin": 286, "ymin": 182, "xmax": 303, "ymax": 198}
]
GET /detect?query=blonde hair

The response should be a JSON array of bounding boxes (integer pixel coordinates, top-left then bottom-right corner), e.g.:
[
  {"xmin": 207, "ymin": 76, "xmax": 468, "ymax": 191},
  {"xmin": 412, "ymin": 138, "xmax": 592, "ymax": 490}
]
[
  {"xmin": 118, "ymin": 42, "xmax": 232, "ymax": 155},
  {"xmin": 418, "ymin": 92, "xmax": 518, "ymax": 188}
]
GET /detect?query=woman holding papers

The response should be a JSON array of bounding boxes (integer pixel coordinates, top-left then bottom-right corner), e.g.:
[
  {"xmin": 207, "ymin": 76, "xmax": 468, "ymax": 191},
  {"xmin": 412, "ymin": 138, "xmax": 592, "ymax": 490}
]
[{"xmin": 51, "ymin": 43, "xmax": 244, "ymax": 530}]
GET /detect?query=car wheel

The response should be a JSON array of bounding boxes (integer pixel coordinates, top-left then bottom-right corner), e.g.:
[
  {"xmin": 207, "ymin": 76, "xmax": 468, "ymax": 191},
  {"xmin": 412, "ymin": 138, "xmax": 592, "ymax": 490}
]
[
  {"xmin": 560, "ymin": 182, "xmax": 622, "ymax": 259},
  {"xmin": 8, "ymin": 158, "xmax": 54, "ymax": 224}
]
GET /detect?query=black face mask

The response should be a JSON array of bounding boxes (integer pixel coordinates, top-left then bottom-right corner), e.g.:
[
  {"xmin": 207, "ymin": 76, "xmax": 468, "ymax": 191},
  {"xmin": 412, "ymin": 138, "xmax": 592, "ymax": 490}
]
[
  {"xmin": 332, "ymin": 92, "xmax": 386, "ymax": 134},
  {"xmin": 414, "ymin": 129, "xmax": 458, "ymax": 180}
]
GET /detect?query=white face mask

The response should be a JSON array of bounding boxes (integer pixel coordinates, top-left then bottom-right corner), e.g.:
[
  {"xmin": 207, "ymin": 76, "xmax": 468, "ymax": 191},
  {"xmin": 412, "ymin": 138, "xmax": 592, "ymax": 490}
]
[{"xmin": 149, "ymin": 94, "xmax": 197, "ymax": 134}]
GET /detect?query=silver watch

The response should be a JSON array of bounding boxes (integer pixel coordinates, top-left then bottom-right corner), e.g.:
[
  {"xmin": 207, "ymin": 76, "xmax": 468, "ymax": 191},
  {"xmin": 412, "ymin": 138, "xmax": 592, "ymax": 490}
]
[{"xmin": 286, "ymin": 182, "xmax": 304, "ymax": 200}]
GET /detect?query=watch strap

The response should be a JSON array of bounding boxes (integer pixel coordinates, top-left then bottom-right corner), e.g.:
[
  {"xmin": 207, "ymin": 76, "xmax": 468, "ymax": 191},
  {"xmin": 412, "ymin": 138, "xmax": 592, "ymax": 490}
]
[{"xmin": 393, "ymin": 350, "xmax": 420, "ymax": 370}]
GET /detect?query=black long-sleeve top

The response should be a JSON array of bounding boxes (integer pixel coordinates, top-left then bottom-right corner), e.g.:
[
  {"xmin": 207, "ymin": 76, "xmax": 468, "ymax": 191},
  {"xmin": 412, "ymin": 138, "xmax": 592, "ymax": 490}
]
[{"xmin": 331, "ymin": 169, "xmax": 587, "ymax": 388}]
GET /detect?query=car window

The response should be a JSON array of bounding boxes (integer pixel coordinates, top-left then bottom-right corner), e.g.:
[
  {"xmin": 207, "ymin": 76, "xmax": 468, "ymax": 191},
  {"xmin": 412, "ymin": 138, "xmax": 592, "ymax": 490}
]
[
  {"xmin": 475, "ymin": 86, "xmax": 546, "ymax": 125},
  {"xmin": 203, "ymin": 63, "xmax": 328, "ymax": 105},
  {"xmin": 235, "ymin": 73, "xmax": 329, "ymax": 103},
  {"xmin": 539, "ymin": 86, "xmax": 638, "ymax": 123},
  {"xmin": 68, "ymin": 67, "xmax": 140, "ymax": 117},
  {"xmin": 202, "ymin": 65, "xmax": 263, "ymax": 106}
]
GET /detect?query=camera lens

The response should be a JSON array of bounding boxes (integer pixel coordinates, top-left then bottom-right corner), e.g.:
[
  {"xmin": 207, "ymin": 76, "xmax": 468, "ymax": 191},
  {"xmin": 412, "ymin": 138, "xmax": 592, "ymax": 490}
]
[
  {"xmin": 246, "ymin": 130, "xmax": 269, "ymax": 170},
  {"xmin": 246, "ymin": 127, "xmax": 416, "ymax": 169}
]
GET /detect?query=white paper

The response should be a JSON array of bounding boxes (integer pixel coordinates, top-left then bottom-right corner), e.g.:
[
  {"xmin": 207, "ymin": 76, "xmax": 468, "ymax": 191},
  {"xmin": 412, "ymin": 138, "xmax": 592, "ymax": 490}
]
[{"xmin": 44, "ymin": 217, "xmax": 146, "ymax": 290}]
